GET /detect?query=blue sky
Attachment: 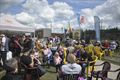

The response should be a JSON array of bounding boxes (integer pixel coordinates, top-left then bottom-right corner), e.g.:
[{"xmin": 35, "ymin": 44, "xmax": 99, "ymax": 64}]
[
  {"xmin": 48, "ymin": 0, "xmax": 106, "ymax": 12},
  {"xmin": 2, "ymin": 0, "xmax": 106, "ymax": 14}
]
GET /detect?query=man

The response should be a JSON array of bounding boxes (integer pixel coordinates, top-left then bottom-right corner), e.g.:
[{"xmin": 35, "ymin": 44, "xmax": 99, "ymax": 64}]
[
  {"xmin": 0, "ymin": 34, "xmax": 10, "ymax": 67},
  {"xmin": 23, "ymin": 35, "xmax": 33, "ymax": 52}
]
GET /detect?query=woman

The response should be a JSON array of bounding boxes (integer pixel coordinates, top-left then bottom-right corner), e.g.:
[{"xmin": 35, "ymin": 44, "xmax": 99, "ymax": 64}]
[{"xmin": 61, "ymin": 53, "xmax": 82, "ymax": 74}]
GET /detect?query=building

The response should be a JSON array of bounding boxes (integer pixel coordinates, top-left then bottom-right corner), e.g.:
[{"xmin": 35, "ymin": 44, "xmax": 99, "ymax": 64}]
[{"xmin": 35, "ymin": 28, "xmax": 51, "ymax": 38}]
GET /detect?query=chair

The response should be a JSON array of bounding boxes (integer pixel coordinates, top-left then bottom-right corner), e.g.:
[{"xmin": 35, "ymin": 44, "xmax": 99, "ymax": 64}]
[
  {"xmin": 86, "ymin": 56, "xmax": 98, "ymax": 78},
  {"xmin": 57, "ymin": 74, "xmax": 80, "ymax": 80},
  {"xmin": 91, "ymin": 61, "xmax": 111, "ymax": 80},
  {"xmin": 103, "ymin": 68, "xmax": 120, "ymax": 80}
]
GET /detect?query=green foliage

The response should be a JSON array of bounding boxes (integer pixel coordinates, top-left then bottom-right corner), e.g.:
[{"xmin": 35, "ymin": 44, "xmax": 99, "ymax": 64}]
[{"xmin": 84, "ymin": 28, "xmax": 120, "ymax": 40}]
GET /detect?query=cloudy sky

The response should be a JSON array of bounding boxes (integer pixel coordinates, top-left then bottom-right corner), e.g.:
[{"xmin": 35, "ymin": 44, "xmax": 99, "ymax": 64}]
[{"xmin": 0, "ymin": 0, "xmax": 120, "ymax": 32}]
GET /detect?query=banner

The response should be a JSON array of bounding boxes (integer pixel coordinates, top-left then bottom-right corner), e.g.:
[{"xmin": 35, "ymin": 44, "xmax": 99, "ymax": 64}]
[
  {"xmin": 67, "ymin": 21, "xmax": 73, "ymax": 33},
  {"xmin": 94, "ymin": 16, "xmax": 101, "ymax": 41},
  {"xmin": 80, "ymin": 16, "xmax": 85, "ymax": 24},
  {"xmin": 77, "ymin": 13, "xmax": 80, "ymax": 27}
]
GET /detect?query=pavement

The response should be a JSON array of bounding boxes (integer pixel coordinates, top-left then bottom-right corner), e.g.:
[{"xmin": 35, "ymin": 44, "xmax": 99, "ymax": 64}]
[{"xmin": 94, "ymin": 60, "xmax": 120, "ymax": 80}]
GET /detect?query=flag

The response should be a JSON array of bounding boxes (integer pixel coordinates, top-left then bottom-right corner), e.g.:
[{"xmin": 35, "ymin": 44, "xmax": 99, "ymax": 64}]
[
  {"xmin": 67, "ymin": 21, "xmax": 73, "ymax": 33},
  {"xmin": 77, "ymin": 13, "xmax": 80, "ymax": 26},
  {"xmin": 94, "ymin": 16, "xmax": 101, "ymax": 41},
  {"xmin": 80, "ymin": 16, "xmax": 85, "ymax": 24}
]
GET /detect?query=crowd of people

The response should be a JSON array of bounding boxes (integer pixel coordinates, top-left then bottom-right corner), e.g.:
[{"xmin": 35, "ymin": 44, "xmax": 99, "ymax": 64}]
[{"xmin": 0, "ymin": 33, "xmax": 119, "ymax": 80}]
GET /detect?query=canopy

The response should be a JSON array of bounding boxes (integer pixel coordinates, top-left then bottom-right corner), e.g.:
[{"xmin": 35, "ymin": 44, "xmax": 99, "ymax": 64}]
[{"xmin": 0, "ymin": 14, "xmax": 35, "ymax": 32}]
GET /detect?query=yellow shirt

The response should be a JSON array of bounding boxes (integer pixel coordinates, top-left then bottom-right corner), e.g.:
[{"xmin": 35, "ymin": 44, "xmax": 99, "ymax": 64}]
[
  {"xmin": 94, "ymin": 46, "xmax": 102, "ymax": 55},
  {"xmin": 63, "ymin": 47, "xmax": 67, "ymax": 64}
]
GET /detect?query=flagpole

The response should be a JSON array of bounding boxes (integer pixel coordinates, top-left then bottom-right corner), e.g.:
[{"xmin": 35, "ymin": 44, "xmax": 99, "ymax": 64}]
[
  {"xmin": 68, "ymin": 20, "xmax": 73, "ymax": 39},
  {"xmin": 77, "ymin": 13, "xmax": 81, "ymax": 40}
]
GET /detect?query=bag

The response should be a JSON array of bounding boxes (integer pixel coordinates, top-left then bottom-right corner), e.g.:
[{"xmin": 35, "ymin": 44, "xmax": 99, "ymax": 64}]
[
  {"xmin": 36, "ymin": 64, "xmax": 46, "ymax": 77},
  {"xmin": 6, "ymin": 51, "xmax": 12, "ymax": 60}
]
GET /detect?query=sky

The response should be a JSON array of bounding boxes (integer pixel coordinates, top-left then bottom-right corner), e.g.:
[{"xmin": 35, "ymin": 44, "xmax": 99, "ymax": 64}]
[{"xmin": 0, "ymin": 0, "xmax": 120, "ymax": 32}]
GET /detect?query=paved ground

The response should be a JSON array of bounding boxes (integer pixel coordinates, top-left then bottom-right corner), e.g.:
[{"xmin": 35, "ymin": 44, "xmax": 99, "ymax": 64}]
[{"xmin": 94, "ymin": 60, "xmax": 120, "ymax": 80}]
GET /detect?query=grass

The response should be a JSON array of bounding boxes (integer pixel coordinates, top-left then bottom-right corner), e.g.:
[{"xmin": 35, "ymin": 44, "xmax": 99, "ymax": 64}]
[
  {"xmin": 102, "ymin": 58, "xmax": 120, "ymax": 66},
  {"xmin": 0, "ymin": 51, "xmax": 119, "ymax": 80},
  {"xmin": 40, "ymin": 66, "xmax": 57, "ymax": 80},
  {"xmin": 102, "ymin": 51, "xmax": 120, "ymax": 66},
  {"xmin": 0, "ymin": 70, "xmax": 5, "ymax": 79},
  {"xmin": 0, "ymin": 66, "xmax": 57, "ymax": 80}
]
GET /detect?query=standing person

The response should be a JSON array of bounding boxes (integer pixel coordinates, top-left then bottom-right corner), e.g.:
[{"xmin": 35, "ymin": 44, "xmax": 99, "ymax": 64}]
[
  {"xmin": 54, "ymin": 52, "xmax": 62, "ymax": 72},
  {"xmin": 23, "ymin": 35, "xmax": 32, "ymax": 52},
  {"xmin": 12, "ymin": 36, "xmax": 23, "ymax": 57},
  {"xmin": 0, "ymin": 34, "xmax": 9, "ymax": 67}
]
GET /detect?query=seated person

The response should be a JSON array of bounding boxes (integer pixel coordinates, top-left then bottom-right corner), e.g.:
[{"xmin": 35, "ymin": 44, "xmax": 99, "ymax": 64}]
[
  {"xmin": 94, "ymin": 41, "xmax": 104, "ymax": 59},
  {"xmin": 20, "ymin": 50, "xmax": 46, "ymax": 80},
  {"xmin": 61, "ymin": 53, "xmax": 82, "ymax": 74},
  {"xmin": 1, "ymin": 58, "xmax": 22, "ymax": 80},
  {"xmin": 76, "ymin": 48, "xmax": 93, "ymax": 76}
]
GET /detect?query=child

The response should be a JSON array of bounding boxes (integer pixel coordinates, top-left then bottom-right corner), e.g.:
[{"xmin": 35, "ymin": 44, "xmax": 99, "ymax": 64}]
[{"xmin": 54, "ymin": 52, "xmax": 62, "ymax": 72}]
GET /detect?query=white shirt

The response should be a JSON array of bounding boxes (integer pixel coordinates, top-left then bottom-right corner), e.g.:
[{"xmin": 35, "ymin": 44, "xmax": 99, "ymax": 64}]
[
  {"xmin": 6, "ymin": 51, "xmax": 12, "ymax": 60},
  {"xmin": 54, "ymin": 56, "xmax": 62, "ymax": 65},
  {"xmin": 1, "ymin": 36, "xmax": 6, "ymax": 51},
  {"xmin": 62, "ymin": 63, "xmax": 82, "ymax": 74},
  {"xmin": 43, "ymin": 49, "xmax": 49, "ymax": 55}
]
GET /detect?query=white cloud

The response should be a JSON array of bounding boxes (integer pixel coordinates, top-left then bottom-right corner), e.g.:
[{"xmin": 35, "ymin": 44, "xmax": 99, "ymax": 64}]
[
  {"xmin": 40, "ymin": 6, "xmax": 55, "ymax": 20},
  {"xmin": 22, "ymin": 0, "xmax": 56, "ymax": 22},
  {"xmin": 0, "ymin": 0, "xmax": 75, "ymax": 31},
  {"xmin": 15, "ymin": 0, "xmax": 75, "ymax": 30},
  {"xmin": 53, "ymin": 23, "xmax": 64, "ymax": 28},
  {"xmin": 52, "ymin": 1, "xmax": 74, "ymax": 19},
  {"xmin": 22, "ymin": 0, "xmax": 48, "ymax": 14},
  {"xmin": 34, "ymin": 24, "xmax": 46, "ymax": 29},
  {"xmin": 80, "ymin": 0, "xmax": 120, "ymax": 30},
  {"xmin": 15, "ymin": 12, "xmax": 35, "ymax": 24}
]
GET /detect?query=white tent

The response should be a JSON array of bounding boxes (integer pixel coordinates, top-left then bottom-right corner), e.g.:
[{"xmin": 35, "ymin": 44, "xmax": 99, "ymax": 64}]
[{"xmin": 0, "ymin": 14, "xmax": 35, "ymax": 32}]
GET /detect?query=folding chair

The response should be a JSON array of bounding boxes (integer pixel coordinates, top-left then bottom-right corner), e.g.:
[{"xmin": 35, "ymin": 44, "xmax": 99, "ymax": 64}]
[
  {"xmin": 103, "ymin": 68, "xmax": 120, "ymax": 80},
  {"xmin": 57, "ymin": 74, "xmax": 80, "ymax": 80},
  {"xmin": 91, "ymin": 61, "xmax": 111, "ymax": 80}
]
